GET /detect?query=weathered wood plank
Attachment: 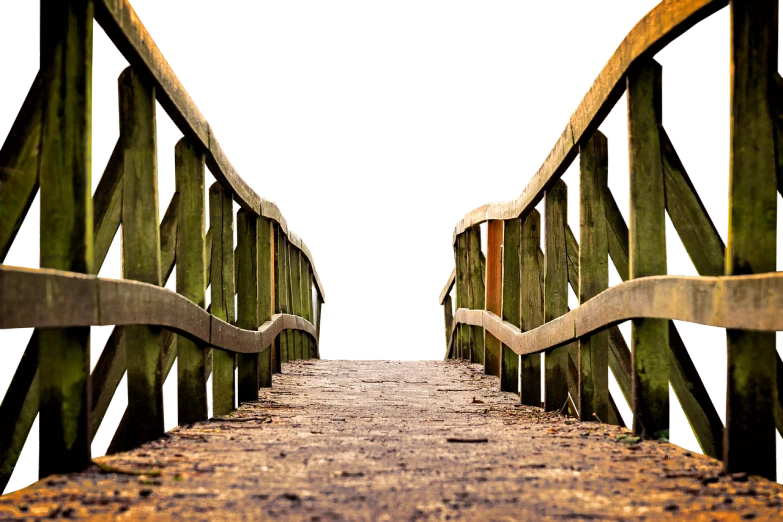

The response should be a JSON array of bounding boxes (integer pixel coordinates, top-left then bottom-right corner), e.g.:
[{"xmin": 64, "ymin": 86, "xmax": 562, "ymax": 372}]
[
  {"xmin": 236, "ymin": 210, "xmax": 260, "ymax": 403},
  {"xmin": 628, "ymin": 59, "xmax": 668, "ymax": 439},
  {"xmin": 276, "ymin": 229, "xmax": 290, "ymax": 363},
  {"xmin": 520, "ymin": 211, "xmax": 542, "ymax": 406},
  {"xmin": 467, "ymin": 226, "xmax": 485, "ymax": 365},
  {"xmin": 455, "ymin": 233, "xmax": 470, "ymax": 361},
  {"xmin": 290, "ymin": 244, "xmax": 303, "ymax": 360},
  {"xmin": 92, "ymin": 140, "xmax": 123, "ymax": 273},
  {"xmin": 578, "ymin": 132, "xmax": 609, "ymax": 423},
  {"xmin": 439, "ymin": 268, "xmax": 456, "ymax": 306},
  {"xmin": 443, "ymin": 295, "xmax": 454, "ymax": 356},
  {"xmin": 271, "ymin": 224, "xmax": 282, "ymax": 372},
  {"xmin": 485, "ymin": 220, "xmax": 503, "ymax": 376},
  {"xmin": 724, "ymin": 0, "xmax": 778, "ymax": 479},
  {"xmin": 258, "ymin": 217, "xmax": 274, "ymax": 387},
  {"xmin": 38, "ymin": 0, "xmax": 94, "ymax": 477},
  {"xmin": 501, "ymin": 218, "xmax": 521, "ymax": 393},
  {"xmin": 174, "ymin": 138, "xmax": 208, "ymax": 424}
]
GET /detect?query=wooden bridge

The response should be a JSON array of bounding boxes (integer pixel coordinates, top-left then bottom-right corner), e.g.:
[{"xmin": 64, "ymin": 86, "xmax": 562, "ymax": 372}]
[{"xmin": 2, "ymin": 0, "xmax": 783, "ymax": 519}]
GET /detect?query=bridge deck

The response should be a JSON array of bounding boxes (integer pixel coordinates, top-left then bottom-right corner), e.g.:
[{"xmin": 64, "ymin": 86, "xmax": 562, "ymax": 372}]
[{"xmin": 1, "ymin": 360, "xmax": 782, "ymax": 520}]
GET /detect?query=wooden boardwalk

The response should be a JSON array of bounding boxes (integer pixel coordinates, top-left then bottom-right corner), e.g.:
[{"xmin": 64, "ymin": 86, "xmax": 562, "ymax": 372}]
[{"xmin": 1, "ymin": 360, "xmax": 782, "ymax": 520}]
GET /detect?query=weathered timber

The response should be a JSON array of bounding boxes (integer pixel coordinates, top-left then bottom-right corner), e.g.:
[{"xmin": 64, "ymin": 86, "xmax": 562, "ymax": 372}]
[
  {"xmin": 315, "ymin": 294, "xmax": 323, "ymax": 358},
  {"xmin": 455, "ymin": 233, "xmax": 470, "ymax": 361},
  {"xmin": 443, "ymin": 295, "xmax": 454, "ymax": 356},
  {"xmin": 520, "ymin": 211, "xmax": 542, "ymax": 406},
  {"xmin": 92, "ymin": 140, "xmax": 123, "ymax": 273},
  {"xmin": 119, "ymin": 66, "xmax": 164, "ymax": 448},
  {"xmin": 271, "ymin": 224, "xmax": 282, "ymax": 372},
  {"xmin": 290, "ymin": 244, "xmax": 303, "ymax": 360},
  {"xmin": 0, "ymin": 73, "xmax": 42, "ymax": 263},
  {"xmin": 305, "ymin": 263, "xmax": 315, "ymax": 359},
  {"xmin": 439, "ymin": 268, "xmax": 456, "ymax": 305},
  {"xmin": 159, "ymin": 193, "xmax": 179, "ymax": 283},
  {"xmin": 284, "ymin": 239, "xmax": 296, "ymax": 361},
  {"xmin": 628, "ymin": 59, "xmax": 668, "ymax": 439},
  {"xmin": 485, "ymin": 220, "xmax": 503, "ymax": 376},
  {"xmin": 501, "ymin": 218, "xmax": 521, "ymax": 392},
  {"xmin": 38, "ymin": 0, "xmax": 94, "ymax": 478},
  {"xmin": 258, "ymin": 217, "xmax": 274, "ymax": 387},
  {"xmin": 210, "ymin": 183, "xmax": 236, "ymax": 416},
  {"xmin": 276, "ymin": 229, "xmax": 290, "ymax": 363},
  {"xmin": 175, "ymin": 138, "xmax": 208, "ymax": 424},
  {"xmin": 467, "ymin": 226, "xmax": 485, "ymax": 365},
  {"xmin": 236, "ymin": 210, "xmax": 260, "ymax": 403},
  {"xmin": 544, "ymin": 180, "xmax": 569, "ymax": 412},
  {"xmin": 724, "ymin": 0, "xmax": 778, "ymax": 480},
  {"xmin": 578, "ymin": 132, "xmax": 609, "ymax": 423}
]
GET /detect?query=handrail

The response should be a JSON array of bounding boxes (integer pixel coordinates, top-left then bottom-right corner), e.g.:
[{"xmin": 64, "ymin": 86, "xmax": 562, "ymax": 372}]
[
  {"xmin": 94, "ymin": 0, "xmax": 325, "ymax": 301},
  {"xmin": 451, "ymin": 0, "xmax": 727, "ymax": 243},
  {"xmin": 439, "ymin": 268, "xmax": 455, "ymax": 305}
]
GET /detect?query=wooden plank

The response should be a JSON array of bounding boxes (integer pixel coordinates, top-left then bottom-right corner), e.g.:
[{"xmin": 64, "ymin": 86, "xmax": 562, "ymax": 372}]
[
  {"xmin": 119, "ymin": 66, "xmax": 164, "ymax": 448},
  {"xmin": 544, "ymin": 179, "xmax": 570, "ymax": 412},
  {"xmin": 258, "ymin": 217, "xmax": 274, "ymax": 387},
  {"xmin": 285, "ymin": 240, "xmax": 296, "ymax": 361},
  {"xmin": 501, "ymin": 218, "xmax": 521, "ymax": 393},
  {"xmin": 175, "ymin": 138, "xmax": 208, "ymax": 424},
  {"xmin": 290, "ymin": 245, "xmax": 303, "ymax": 360},
  {"xmin": 724, "ymin": 0, "xmax": 777, "ymax": 480},
  {"xmin": 443, "ymin": 295, "xmax": 454, "ymax": 355},
  {"xmin": 467, "ymin": 226, "xmax": 485, "ymax": 365},
  {"xmin": 455, "ymin": 233, "xmax": 471, "ymax": 361},
  {"xmin": 604, "ymin": 189, "xmax": 630, "ymax": 281},
  {"xmin": 315, "ymin": 294, "xmax": 323, "ymax": 359},
  {"xmin": 271, "ymin": 224, "xmax": 282, "ymax": 373},
  {"xmin": 158, "ymin": 193, "xmax": 179, "ymax": 283},
  {"xmin": 236, "ymin": 210, "xmax": 260, "ymax": 403},
  {"xmin": 0, "ymin": 72, "xmax": 42, "ymax": 263},
  {"xmin": 485, "ymin": 220, "xmax": 503, "ymax": 376},
  {"xmin": 578, "ymin": 132, "xmax": 609, "ymax": 423},
  {"xmin": 520, "ymin": 211, "xmax": 542, "ymax": 406},
  {"xmin": 276, "ymin": 229, "xmax": 290, "ymax": 364},
  {"xmin": 209, "ymin": 183, "xmax": 236, "ymax": 416},
  {"xmin": 38, "ymin": 0, "xmax": 94, "ymax": 477},
  {"xmin": 92, "ymin": 140, "xmax": 123, "ymax": 273},
  {"xmin": 628, "ymin": 59, "xmax": 668, "ymax": 439},
  {"xmin": 304, "ymin": 263, "xmax": 315, "ymax": 359},
  {"xmin": 439, "ymin": 268, "xmax": 456, "ymax": 305}
]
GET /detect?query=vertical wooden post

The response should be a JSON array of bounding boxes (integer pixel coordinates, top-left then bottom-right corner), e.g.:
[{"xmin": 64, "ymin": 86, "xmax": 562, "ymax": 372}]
[
  {"xmin": 578, "ymin": 133, "xmax": 610, "ymax": 422},
  {"xmin": 276, "ymin": 230, "xmax": 290, "ymax": 364},
  {"xmin": 628, "ymin": 59, "xmax": 668, "ymax": 438},
  {"xmin": 285, "ymin": 241, "xmax": 297, "ymax": 360},
  {"xmin": 258, "ymin": 217, "xmax": 274, "ymax": 388},
  {"xmin": 443, "ymin": 294, "xmax": 454, "ymax": 352},
  {"xmin": 236, "ymin": 210, "xmax": 260, "ymax": 403},
  {"xmin": 272, "ymin": 225, "xmax": 283, "ymax": 372},
  {"xmin": 544, "ymin": 180, "xmax": 570, "ymax": 412},
  {"xmin": 520, "ymin": 211, "xmax": 543, "ymax": 406},
  {"xmin": 455, "ymin": 233, "xmax": 470, "ymax": 360},
  {"xmin": 485, "ymin": 221, "xmax": 503, "ymax": 376},
  {"xmin": 38, "ymin": 0, "xmax": 93, "ymax": 477},
  {"xmin": 290, "ymin": 245, "xmax": 303, "ymax": 360},
  {"xmin": 174, "ymin": 137, "xmax": 207, "ymax": 424},
  {"xmin": 304, "ymin": 263, "xmax": 315, "ymax": 359},
  {"xmin": 315, "ymin": 293, "xmax": 323, "ymax": 358},
  {"xmin": 467, "ymin": 225, "xmax": 485, "ymax": 365},
  {"xmin": 725, "ymin": 0, "xmax": 778, "ymax": 479},
  {"xmin": 209, "ymin": 183, "xmax": 235, "ymax": 416},
  {"xmin": 501, "ymin": 218, "xmax": 521, "ymax": 393},
  {"xmin": 119, "ymin": 67, "xmax": 164, "ymax": 446}
]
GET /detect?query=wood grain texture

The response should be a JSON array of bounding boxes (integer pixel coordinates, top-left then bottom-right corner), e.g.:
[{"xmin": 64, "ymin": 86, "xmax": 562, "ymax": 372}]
[
  {"xmin": 455, "ymin": 233, "xmax": 470, "ymax": 361},
  {"xmin": 484, "ymin": 220, "xmax": 503, "ymax": 376},
  {"xmin": 467, "ymin": 226, "xmax": 485, "ymax": 366},
  {"xmin": 443, "ymin": 295, "xmax": 454, "ymax": 355},
  {"xmin": 236, "ymin": 210, "xmax": 260, "ymax": 403},
  {"xmin": 520, "ymin": 211, "xmax": 543, "ymax": 406},
  {"xmin": 258, "ymin": 217, "xmax": 274, "ymax": 387},
  {"xmin": 276, "ymin": 229, "xmax": 290, "ymax": 363},
  {"xmin": 439, "ymin": 268, "xmax": 456, "ymax": 305},
  {"xmin": 289, "ymin": 244, "xmax": 303, "ymax": 360},
  {"xmin": 501, "ymin": 218, "xmax": 521, "ymax": 393}
]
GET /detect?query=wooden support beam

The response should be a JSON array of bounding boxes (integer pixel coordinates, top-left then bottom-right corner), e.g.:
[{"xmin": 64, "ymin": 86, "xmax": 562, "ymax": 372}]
[
  {"xmin": 501, "ymin": 218, "xmax": 521, "ymax": 393},
  {"xmin": 305, "ymin": 263, "xmax": 315, "ymax": 359},
  {"xmin": 271, "ymin": 224, "xmax": 282, "ymax": 372},
  {"xmin": 119, "ymin": 66, "xmax": 164, "ymax": 448},
  {"xmin": 210, "ymin": 183, "xmax": 236, "ymax": 416},
  {"xmin": 628, "ymin": 59, "xmax": 668, "ymax": 439},
  {"xmin": 315, "ymin": 294, "xmax": 323, "ymax": 359},
  {"xmin": 520, "ymin": 211, "xmax": 542, "ymax": 406},
  {"xmin": 578, "ymin": 132, "xmax": 609, "ymax": 423},
  {"xmin": 92, "ymin": 141, "xmax": 123, "ymax": 274},
  {"xmin": 276, "ymin": 229, "xmax": 290, "ymax": 364},
  {"xmin": 236, "ymin": 210, "xmax": 260, "ymax": 403},
  {"xmin": 725, "ymin": 0, "xmax": 777, "ymax": 479},
  {"xmin": 290, "ymin": 245, "xmax": 303, "ymax": 360},
  {"xmin": 258, "ymin": 217, "xmax": 274, "ymax": 388},
  {"xmin": 485, "ymin": 220, "xmax": 503, "ymax": 376},
  {"xmin": 443, "ymin": 295, "xmax": 454, "ymax": 357},
  {"xmin": 174, "ymin": 138, "xmax": 208, "ymax": 424},
  {"xmin": 455, "ymin": 233, "xmax": 470, "ymax": 361},
  {"xmin": 467, "ymin": 226, "xmax": 485, "ymax": 365},
  {"xmin": 545, "ymin": 180, "xmax": 570, "ymax": 412},
  {"xmin": 38, "ymin": 0, "xmax": 94, "ymax": 478},
  {"xmin": 285, "ymin": 240, "xmax": 296, "ymax": 361}
]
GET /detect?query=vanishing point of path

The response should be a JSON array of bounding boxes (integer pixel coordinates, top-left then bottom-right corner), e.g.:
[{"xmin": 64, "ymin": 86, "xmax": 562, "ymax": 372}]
[{"xmin": 1, "ymin": 360, "xmax": 782, "ymax": 520}]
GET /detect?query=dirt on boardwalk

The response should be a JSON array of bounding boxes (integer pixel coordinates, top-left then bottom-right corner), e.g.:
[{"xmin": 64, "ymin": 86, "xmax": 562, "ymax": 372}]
[{"xmin": 1, "ymin": 360, "xmax": 782, "ymax": 521}]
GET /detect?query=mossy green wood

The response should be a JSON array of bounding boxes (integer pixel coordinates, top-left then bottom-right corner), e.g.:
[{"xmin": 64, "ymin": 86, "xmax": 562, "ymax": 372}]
[
  {"xmin": 236, "ymin": 210, "xmax": 260, "ymax": 403},
  {"xmin": 501, "ymin": 218, "xmax": 521, "ymax": 393},
  {"xmin": 276, "ymin": 230, "xmax": 290, "ymax": 363},
  {"xmin": 38, "ymin": 0, "xmax": 94, "ymax": 477},
  {"xmin": 455, "ymin": 233, "xmax": 470, "ymax": 360},
  {"xmin": 467, "ymin": 226, "xmax": 485, "ymax": 365},
  {"xmin": 209, "ymin": 183, "xmax": 236, "ymax": 416},
  {"xmin": 119, "ymin": 66, "xmax": 164, "ymax": 446},
  {"xmin": 303, "ymin": 262, "xmax": 314, "ymax": 359},
  {"xmin": 578, "ymin": 133, "xmax": 610, "ymax": 423},
  {"xmin": 285, "ymin": 240, "xmax": 296, "ymax": 361},
  {"xmin": 175, "ymin": 138, "xmax": 208, "ymax": 424},
  {"xmin": 627, "ymin": 59, "xmax": 668, "ymax": 439},
  {"xmin": 258, "ymin": 217, "xmax": 273, "ymax": 387},
  {"xmin": 272, "ymin": 224, "xmax": 283, "ymax": 371},
  {"xmin": 725, "ymin": 0, "xmax": 777, "ymax": 480},
  {"xmin": 544, "ymin": 180, "xmax": 570, "ymax": 412},
  {"xmin": 520, "ymin": 211, "xmax": 542, "ymax": 406},
  {"xmin": 443, "ymin": 294, "xmax": 454, "ymax": 355},
  {"xmin": 290, "ymin": 246, "xmax": 304, "ymax": 360}
]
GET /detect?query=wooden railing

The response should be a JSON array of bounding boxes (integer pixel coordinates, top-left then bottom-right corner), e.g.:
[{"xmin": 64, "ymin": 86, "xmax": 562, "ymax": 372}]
[
  {"xmin": 0, "ymin": 0, "xmax": 324, "ymax": 490},
  {"xmin": 441, "ymin": 0, "xmax": 782, "ymax": 480}
]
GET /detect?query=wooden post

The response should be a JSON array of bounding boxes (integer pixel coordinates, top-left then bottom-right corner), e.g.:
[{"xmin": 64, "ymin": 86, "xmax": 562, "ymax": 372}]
[
  {"xmin": 276, "ymin": 230, "xmax": 290, "ymax": 364},
  {"xmin": 258, "ymin": 217, "xmax": 274, "ymax": 388},
  {"xmin": 236, "ymin": 210, "xmax": 260, "ymax": 403},
  {"xmin": 209, "ymin": 183, "xmax": 236, "ymax": 416},
  {"xmin": 725, "ymin": 0, "xmax": 778, "ymax": 479},
  {"xmin": 174, "ymin": 137, "xmax": 208, "ymax": 424},
  {"xmin": 304, "ymin": 263, "xmax": 315, "ymax": 359},
  {"xmin": 520, "ymin": 211, "xmax": 543, "ymax": 406},
  {"xmin": 544, "ymin": 180, "xmax": 570, "ymax": 412},
  {"xmin": 315, "ymin": 293, "xmax": 323, "ymax": 358},
  {"xmin": 272, "ymin": 225, "xmax": 283, "ymax": 372},
  {"xmin": 467, "ymin": 225, "xmax": 485, "ymax": 365},
  {"xmin": 485, "ymin": 221, "xmax": 503, "ymax": 376},
  {"xmin": 501, "ymin": 218, "xmax": 521, "ymax": 393},
  {"xmin": 285, "ymin": 241, "xmax": 296, "ymax": 360},
  {"xmin": 290, "ymin": 245, "xmax": 303, "ymax": 360},
  {"xmin": 118, "ymin": 66, "xmax": 165, "ymax": 447},
  {"xmin": 628, "ymin": 59, "xmax": 668, "ymax": 438},
  {"xmin": 578, "ymin": 133, "xmax": 610, "ymax": 422},
  {"xmin": 443, "ymin": 294, "xmax": 454, "ymax": 352},
  {"xmin": 455, "ymin": 233, "xmax": 470, "ymax": 360}
]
